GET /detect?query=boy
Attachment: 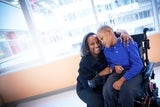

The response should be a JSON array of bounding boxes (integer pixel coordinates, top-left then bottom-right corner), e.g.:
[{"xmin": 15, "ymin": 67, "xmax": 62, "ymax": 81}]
[{"xmin": 97, "ymin": 25, "xmax": 143, "ymax": 107}]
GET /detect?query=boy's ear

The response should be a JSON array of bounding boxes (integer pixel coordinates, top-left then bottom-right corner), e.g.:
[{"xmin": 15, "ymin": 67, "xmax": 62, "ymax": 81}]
[
  {"xmin": 107, "ymin": 30, "xmax": 112, "ymax": 36},
  {"xmin": 108, "ymin": 29, "xmax": 114, "ymax": 36}
]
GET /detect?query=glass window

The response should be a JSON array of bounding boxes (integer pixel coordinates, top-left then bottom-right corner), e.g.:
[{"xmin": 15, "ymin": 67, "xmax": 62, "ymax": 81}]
[
  {"xmin": 0, "ymin": 1, "xmax": 39, "ymax": 74},
  {"xmin": 94, "ymin": 0, "xmax": 155, "ymax": 34},
  {"xmin": 0, "ymin": 0, "xmax": 159, "ymax": 74},
  {"xmin": 158, "ymin": 0, "xmax": 160, "ymax": 15},
  {"xmin": 26, "ymin": 0, "xmax": 97, "ymax": 62},
  {"xmin": 0, "ymin": 30, "xmax": 39, "ymax": 74}
]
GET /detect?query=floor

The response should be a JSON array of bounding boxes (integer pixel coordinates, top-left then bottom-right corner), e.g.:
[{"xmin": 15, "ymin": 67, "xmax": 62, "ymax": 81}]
[
  {"xmin": 17, "ymin": 66, "xmax": 160, "ymax": 107},
  {"xmin": 17, "ymin": 90, "xmax": 86, "ymax": 107}
]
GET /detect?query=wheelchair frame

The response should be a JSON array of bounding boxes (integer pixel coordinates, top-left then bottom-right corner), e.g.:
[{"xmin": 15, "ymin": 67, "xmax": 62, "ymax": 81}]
[{"xmin": 131, "ymin": 28, "xmax": 159, "ymax": 107}]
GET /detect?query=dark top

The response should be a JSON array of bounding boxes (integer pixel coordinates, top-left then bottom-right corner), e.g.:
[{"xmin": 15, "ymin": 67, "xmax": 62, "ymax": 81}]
[{"xmin": 76, "ymin": 51, "xmax": 108, "ymax": 92}]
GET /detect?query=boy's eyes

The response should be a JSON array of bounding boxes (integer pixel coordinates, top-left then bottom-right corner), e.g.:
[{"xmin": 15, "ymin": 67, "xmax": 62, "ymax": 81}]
[
  {"xmin": 97, "ymin": 35, "xmax": 103, "ymax": 41},
  {"xmin": 99, "ymin": 37, "xmax": 103, "ymax": 41}
]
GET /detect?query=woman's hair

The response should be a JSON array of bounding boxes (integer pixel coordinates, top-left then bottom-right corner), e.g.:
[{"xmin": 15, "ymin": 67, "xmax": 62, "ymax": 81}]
[{"xmin": 80, "ymin": 32, "xmax": 96, "ymax": 57}]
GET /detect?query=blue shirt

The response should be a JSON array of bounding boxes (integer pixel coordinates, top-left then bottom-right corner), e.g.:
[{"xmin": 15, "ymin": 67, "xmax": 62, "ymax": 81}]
[{"xmin": 103, "ymin": 38, "xmax": 143, "ymax": 80}]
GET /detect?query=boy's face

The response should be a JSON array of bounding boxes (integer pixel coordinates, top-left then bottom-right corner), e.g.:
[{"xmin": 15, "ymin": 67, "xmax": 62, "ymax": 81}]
[{"xmin": 97, "ymin": 31, "xmax": 112, "ymax": 48}]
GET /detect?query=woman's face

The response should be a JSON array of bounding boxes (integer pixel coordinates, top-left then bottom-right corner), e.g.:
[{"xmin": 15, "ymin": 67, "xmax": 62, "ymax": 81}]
[{"xmin": 87, "ymin": 35, "xmax": 101, "ymax": 57}]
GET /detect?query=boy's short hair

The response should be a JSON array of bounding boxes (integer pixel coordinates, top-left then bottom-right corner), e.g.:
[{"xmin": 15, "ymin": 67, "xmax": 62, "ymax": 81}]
[{"xmin": 97, "ymin": 25, "xmax": 113, "ymax": 34}]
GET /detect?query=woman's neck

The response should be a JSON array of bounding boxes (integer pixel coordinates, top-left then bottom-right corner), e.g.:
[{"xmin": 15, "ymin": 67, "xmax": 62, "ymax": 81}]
[{"xmin": 93, "ymin": 55, "xmax": 99, "ymax": 60}]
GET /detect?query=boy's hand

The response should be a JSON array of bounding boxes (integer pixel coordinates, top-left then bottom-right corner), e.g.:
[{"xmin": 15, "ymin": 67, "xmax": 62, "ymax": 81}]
[
  {"xmin": 115, "ymin": 65, "xmax": 124, "ymax": 74},
  {"xmin": 113, "ymin": 77, "xmax": 126, "ymax": 90}
]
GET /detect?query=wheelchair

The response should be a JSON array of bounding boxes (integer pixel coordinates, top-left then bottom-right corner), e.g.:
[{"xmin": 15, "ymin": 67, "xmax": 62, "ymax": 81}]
[{"xmin": 130, "ymin": 28, "xmax": 160, "ymax": 107}]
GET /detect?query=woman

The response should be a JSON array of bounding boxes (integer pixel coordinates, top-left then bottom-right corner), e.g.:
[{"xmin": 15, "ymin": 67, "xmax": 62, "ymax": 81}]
[{"xmin": 76, "ymin": 31, "xmax": 132, "ymax": 107}]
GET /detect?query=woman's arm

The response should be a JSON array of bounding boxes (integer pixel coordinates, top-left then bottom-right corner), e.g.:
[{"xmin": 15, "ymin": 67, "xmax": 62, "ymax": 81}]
[
  {"xmin": 115, "ymin": 29, "xmax": 134, "ymax": 45},
  {"xmin": 98, "ymin": 67, "xmax": 112, "ymax": 76}
]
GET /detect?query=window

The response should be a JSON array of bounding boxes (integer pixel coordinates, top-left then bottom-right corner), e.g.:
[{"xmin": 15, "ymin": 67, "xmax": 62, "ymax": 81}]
[
  {"xmin": 25, "ymin": 0, "xmax": 97, "ymax": 62},
  {"xmin": 0, "ymin": 1, "xmax": 39, "ymax": 74},
  {"xmin": 0, "ymin": 0, "xmax": 159, "ymax": 74},
  {"xmin": 158, "ymin": 0, "xmax": 160, "ymax": 15},
  {"xmin": 94, "ymin": 0, "xmax": 155, "ymax": 34},
  {"xmin": 0, "ymin": 31, "xmax": 39, "ymax": 73}
]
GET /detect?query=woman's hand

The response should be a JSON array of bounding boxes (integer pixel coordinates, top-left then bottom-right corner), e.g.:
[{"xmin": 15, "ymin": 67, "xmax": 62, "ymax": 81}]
[
  {"xmin": 115, "ymin": 65, "xmax": 124, "ymax": 74},
  {"xmin": 113, "ymin": 77, "xmax": 126, "ymax": 90},
  {"xmin": 116, "ymin": 29, "xmax": 134, "ymax": 45},
  {"xmin": 98, "ymin": 67, "xmax": 112, "ymax": 76}
]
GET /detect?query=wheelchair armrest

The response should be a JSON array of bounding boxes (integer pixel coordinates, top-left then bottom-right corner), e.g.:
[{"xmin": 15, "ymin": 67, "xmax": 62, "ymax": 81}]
[{"xmin": 143, "ymin": 62, "xmax": 155, "ymax": 79}]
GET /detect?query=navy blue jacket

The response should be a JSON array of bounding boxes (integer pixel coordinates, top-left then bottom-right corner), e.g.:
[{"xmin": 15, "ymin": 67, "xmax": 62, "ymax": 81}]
[{"xmin": 76, "ymin": 51, "xmax": 108, "ymax": 92}]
